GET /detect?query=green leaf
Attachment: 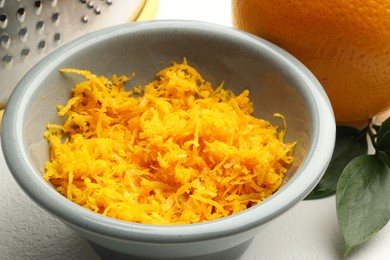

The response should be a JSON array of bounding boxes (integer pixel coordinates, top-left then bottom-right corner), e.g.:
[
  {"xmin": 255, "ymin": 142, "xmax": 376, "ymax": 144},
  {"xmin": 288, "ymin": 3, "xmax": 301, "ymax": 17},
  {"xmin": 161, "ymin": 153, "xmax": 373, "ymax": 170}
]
[
  {"xmin": 305, "ymin": 126, "xmax": 368, "ymax": 200},
  {"xmin": 336, "ymin": 154, "xmax": 390, "ymax": 256},
  {"xmin": 376, "ymin": 131, "xmax": 390, "ymax": 153},
  {"xmin": 377, "ymin": 151, "xmax": 390, "ymax": 169},
  {"xmin": 376, "ymin": 116, "xmax": 390, "ymax": 144}
]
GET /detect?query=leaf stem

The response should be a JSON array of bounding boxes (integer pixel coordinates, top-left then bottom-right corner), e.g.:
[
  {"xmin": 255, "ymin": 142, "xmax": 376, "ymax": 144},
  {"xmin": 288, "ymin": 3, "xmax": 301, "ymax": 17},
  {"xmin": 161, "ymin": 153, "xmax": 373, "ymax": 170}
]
[{"xmin": 367, "ymin": 118, "xmax": 377, "ymax": 150}]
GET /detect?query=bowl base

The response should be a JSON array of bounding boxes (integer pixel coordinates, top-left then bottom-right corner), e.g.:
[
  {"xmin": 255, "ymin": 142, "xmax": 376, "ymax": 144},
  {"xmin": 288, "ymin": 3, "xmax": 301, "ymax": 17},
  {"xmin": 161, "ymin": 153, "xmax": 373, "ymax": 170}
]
[{"xmin": 88, "ymin": 238, "xmax": 253, "ymax": 260}]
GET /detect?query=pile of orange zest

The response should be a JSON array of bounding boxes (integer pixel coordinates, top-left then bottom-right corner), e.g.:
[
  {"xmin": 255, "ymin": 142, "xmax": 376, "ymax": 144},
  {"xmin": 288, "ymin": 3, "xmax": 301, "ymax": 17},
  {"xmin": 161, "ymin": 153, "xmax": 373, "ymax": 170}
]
[{"xmin": 43, "ymin": 61, "xmax": 296, "ymax": 225}]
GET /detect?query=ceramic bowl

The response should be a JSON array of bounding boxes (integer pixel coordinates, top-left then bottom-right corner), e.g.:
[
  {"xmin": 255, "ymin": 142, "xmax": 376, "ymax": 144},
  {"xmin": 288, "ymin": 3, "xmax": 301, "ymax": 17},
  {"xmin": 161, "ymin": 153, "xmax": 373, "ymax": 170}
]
[{"xmin": 1, "ymin": 20, "xmax": 335, "ymax": 260}]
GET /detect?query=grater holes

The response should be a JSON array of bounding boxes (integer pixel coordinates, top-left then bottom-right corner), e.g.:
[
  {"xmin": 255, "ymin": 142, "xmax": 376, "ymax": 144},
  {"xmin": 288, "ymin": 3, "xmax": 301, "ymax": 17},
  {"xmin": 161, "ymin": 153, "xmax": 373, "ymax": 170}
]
[
  {"xmin": 0, "ymin": 0, "xmax": 4, "ymax": 8},
  {"xmin": 34, "ymin": 1, "xmax": 42, "ymax": 8},
  {"xmin": 21, "ymin": 47, "xmax": 30, "ymax": 58},
  {"xmin": 79, "ymin": 0, "xmax": 103, "ymax": 17},
  {"xmin": 53, "ymin": 32, "xmax": 61, "ymax": 44},
  {"xmin": 34, "ymin": 1, "xmax": 43, "ymax": 15},
  {"xmin": 38, "ymin": 40, "xmax": 46, "ymax": 50},
  {"xmin": 36, "ymin": 20, "xmax": 44, "ymax": 32},
  {"xmin": 17, "ymin": 7, "xmax": 26, "ymax": 23},
  {"xmin": 106, "ymin": 0, "xmax": 112, "ymax": 5},
  {"xmin": 0, "ymin": 13, "xmax": 7, "ymax": 29},
  {"xmin": 2, "ymin": 54, "xmax": 13, "ymax": 69},
  {"xmin": 52, "ymin": 12, "xmax": 60, "ymax": 24},
  {"xmin": 0, "ymin": 33, "xmax": 10, "ymax": 49},
  {"xmin": 19, "ymin": 27, "xmax": 28, "ymax": 42},
  {"xmin": 81, "ymin": 16, "xmax": 88, "ymax": 23}
]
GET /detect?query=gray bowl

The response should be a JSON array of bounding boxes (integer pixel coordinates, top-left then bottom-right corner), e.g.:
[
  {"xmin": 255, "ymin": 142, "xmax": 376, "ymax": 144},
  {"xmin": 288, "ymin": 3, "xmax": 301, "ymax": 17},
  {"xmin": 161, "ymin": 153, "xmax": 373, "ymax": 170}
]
[{"xmin": 1, "ymin": 20, "xmax": 335, "ymax": 260}]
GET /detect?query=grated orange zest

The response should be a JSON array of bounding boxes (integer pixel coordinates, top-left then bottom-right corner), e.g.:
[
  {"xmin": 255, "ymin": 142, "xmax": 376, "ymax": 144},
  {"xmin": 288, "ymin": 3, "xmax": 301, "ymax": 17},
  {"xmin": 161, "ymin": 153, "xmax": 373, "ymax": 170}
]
[{"xmin": 44, "ymin": 61, "xmax": 296, "ymax": 224}]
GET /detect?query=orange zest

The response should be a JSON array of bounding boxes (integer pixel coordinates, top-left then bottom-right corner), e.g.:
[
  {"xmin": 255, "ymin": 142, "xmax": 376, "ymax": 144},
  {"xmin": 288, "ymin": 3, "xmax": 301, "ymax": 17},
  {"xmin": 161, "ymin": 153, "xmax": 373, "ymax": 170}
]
[{"xmin": 44, "ymin": 61, "xmax": 295, "ymax": 224}]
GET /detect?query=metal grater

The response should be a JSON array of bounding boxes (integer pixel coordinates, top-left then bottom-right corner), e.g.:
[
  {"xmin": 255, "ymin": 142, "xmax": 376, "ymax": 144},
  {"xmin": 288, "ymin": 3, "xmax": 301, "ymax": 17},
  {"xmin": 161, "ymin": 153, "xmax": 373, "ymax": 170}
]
[{"xmin": 0, "ymin": 0, "xmax": 147, "ymax": 108}]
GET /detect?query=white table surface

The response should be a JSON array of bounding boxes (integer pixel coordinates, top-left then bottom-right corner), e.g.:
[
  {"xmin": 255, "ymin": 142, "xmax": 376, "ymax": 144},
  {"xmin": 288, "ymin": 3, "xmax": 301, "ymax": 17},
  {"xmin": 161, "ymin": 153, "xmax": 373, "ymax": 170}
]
[{"xmin": 1, "ymin": 0, "xmax": 389, "ymax": 259}]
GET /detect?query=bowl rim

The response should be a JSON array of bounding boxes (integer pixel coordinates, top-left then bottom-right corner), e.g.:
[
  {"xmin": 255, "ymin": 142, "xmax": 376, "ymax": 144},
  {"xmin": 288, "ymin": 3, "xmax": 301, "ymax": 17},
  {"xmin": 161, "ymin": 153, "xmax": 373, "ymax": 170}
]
[{"xmin": 1, "ymin": 20, "xmax": 335, "ymax": 244}]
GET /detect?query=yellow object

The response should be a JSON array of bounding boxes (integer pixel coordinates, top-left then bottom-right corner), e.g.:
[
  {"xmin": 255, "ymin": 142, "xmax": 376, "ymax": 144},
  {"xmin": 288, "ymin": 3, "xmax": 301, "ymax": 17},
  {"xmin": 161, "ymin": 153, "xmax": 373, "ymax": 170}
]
[
  {"xmin": 232, "ymin": 0, "xmax": 390, "ymax": 122},
  {"xmin": 43, "ymin": 61, "xmax": 295, "ymax": 224},
  {"xmin": 0, "ymin": 109, "xmax": 3, "ymax": 128},
  {"xmin": 135, "ymin": 0, "xmax": 159, "ymax": 21}
]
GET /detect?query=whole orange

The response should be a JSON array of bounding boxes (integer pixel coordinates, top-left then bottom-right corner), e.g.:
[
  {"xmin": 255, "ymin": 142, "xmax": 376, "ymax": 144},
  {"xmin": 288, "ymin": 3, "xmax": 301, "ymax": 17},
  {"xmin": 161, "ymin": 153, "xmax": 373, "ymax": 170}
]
[{"xmin": 232, "ymin": 0, "xmax": 390, "ymax": 123}]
